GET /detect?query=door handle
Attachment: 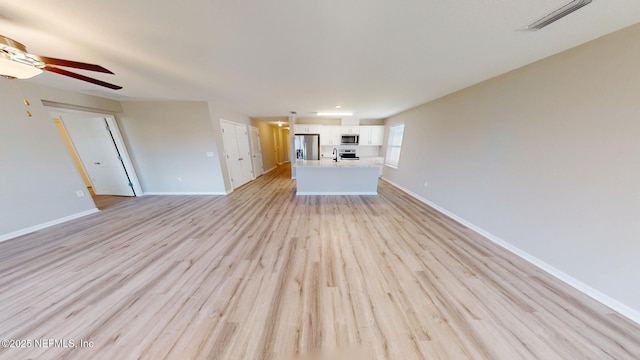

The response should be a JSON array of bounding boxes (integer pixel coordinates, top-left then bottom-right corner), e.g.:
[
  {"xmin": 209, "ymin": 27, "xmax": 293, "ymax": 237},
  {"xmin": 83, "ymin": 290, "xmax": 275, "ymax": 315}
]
[
  {"xmin": 94, "ymin": 162, "xmax": 101, "ymax": 165},
  {"xmin": 239, "ymin": 158, "xmax": 243, "ymax": 160}
]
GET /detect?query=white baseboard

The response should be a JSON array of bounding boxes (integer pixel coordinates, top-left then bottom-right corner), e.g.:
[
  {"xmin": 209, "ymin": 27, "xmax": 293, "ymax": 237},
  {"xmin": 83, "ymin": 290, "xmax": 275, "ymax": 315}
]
[
  {"xmin": 143, "ymin": 191, "xmax": 228, "ymax": 196},
  {"xmin": 0, "ymin": 208, "xmax": 100, "ymax": 243},
  {"xmin": 380, "ymin": 177, "xmax": 640, "ymax": 325}
]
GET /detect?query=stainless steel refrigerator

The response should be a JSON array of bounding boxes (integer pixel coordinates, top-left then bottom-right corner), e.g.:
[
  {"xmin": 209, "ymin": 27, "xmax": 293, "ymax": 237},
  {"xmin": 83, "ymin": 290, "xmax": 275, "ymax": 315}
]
[{"xmin": 294, "ymin": 134, "xmax": 320, "ymax": 160}]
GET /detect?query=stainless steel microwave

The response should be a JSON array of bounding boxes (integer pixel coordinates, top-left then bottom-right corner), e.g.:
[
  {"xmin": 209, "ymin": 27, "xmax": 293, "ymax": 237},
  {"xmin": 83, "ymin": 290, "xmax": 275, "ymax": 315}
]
[{"xmin": 340, "ymin": 134, "xmax": 359, "ymax": 145}]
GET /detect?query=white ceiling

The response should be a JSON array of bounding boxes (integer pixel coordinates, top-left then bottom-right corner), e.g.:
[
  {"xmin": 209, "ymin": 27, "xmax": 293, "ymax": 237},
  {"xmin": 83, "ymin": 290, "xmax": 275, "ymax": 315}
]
[{"xmin": 2, "ymin": 0, "xmax": 640, "ymax": 119}]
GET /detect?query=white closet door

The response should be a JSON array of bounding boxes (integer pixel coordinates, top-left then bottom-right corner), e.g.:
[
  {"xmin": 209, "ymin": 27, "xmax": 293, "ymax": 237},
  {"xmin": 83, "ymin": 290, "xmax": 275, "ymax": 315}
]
[
  {"xmin": 235, "ymin": 124, "xmax": 254, "ymax": 184},
  {"xmin": 221, "ymin": 121, "xmax": 242, "ymax": 189},
  {"xmin": 62, "ymin": 116, "xmax": 134, "ymax": 196},
  {"xmin": 221, "ymin": 120, "xmax": 254, "ymax": 189}
]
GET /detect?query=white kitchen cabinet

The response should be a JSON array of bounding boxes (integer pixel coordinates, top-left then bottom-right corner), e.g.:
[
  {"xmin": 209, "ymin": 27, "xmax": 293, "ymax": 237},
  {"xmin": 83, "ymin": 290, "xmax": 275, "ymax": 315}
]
[
  {"xmin": 341, "ymin": 125, "xmax": 360, "ymax": 134},
  {"xmin": 359, "ymin": 126, "xmax": 385, "ymax": 146},
  {"xmin": 294, "ymin": 124, "xmax": 321, "ymax": 134},
  {"xmin": 319, "ymin": 126, "xmax": 341, "ymax": 146}
]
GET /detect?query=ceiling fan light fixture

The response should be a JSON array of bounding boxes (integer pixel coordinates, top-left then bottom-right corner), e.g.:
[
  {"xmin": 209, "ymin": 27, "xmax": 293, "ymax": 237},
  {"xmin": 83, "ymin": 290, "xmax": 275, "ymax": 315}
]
[
  {"xmin": 0, "ymin": 52, "xmax": 43, "ymax": 79},
  {"xmin": 1, "ymin": 34, "xmax": 121, "ymax": 89}
]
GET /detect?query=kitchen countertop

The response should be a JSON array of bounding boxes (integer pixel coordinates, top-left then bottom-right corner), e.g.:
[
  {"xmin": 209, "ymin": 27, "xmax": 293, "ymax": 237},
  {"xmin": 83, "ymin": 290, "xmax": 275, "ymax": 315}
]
[
  {"xmin": 295, "ymin": 159, "xmax": 383, "ymax": 168},
  {"xmin": 295, "ymin": 158, "xmax": 382, "ymax": 195}
]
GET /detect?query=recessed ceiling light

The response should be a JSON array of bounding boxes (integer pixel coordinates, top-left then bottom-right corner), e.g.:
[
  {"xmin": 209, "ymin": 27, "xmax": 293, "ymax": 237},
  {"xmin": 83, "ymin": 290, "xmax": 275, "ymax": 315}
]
[
  {"xmin": 317, "ymin": 111, "xmax": 353, "ymax": 116},
  {"xmin": 335, "ymin": 105, "xmax": 342, "ymax": 109}
]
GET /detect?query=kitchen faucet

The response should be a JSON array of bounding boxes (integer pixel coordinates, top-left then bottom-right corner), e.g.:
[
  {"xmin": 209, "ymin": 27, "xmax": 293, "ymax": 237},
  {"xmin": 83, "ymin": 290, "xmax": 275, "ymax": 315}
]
[{"xmin": 332, "ymin": 148, "xmax": 338, "ymax": 162}]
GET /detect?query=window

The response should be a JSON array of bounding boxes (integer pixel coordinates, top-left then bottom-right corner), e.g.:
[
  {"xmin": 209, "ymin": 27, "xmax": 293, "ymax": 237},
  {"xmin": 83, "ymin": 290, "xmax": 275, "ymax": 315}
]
[{"xmin": 385, "ymin": 124, "xmax": 405, "ymax": 168}]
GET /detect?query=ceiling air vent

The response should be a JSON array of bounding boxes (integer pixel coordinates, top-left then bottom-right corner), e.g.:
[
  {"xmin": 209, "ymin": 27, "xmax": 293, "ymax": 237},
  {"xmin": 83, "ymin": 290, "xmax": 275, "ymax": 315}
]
[{"xmin": 523, "ymin": 0, "xmax": 592, "ymax": 30}]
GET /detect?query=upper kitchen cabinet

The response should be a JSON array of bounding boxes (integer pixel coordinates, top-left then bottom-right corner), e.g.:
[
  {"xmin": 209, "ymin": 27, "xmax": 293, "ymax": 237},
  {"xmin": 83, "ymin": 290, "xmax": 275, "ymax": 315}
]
[
  {"xmin": 341, "ymin": 125, "xmax": 360, "ymax": 134},
  {"xmin": 359, "ymin": 126, "xmax": 385, "ymax": 146},
  {"xmin": 320, "ymin": 126, "xmax": 341, "ymax": 146},
  {"xmin": 294, "ymin": 124, "xmax": 322, "ymax": 134}
]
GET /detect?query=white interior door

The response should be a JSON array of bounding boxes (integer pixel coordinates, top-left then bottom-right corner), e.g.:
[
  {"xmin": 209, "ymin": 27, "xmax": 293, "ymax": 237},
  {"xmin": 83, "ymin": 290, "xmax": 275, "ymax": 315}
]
[
  {"xmin": 221, "ymin": 121, "xmax": 242, "ymax": 189},
  {"xmin": 221, "ymin": 120, "xmax": 254, "ymax": 189},
  {"xmin": 62, "ymin": 116, "xmax": 134, "ymax": 196},
  {"xmin": 234, "ymin": 124, "xmax": 254, "ymax": 184},
  {"xmin": 249, "ymin": 126, "xmax": 264, "ymax": 177}
]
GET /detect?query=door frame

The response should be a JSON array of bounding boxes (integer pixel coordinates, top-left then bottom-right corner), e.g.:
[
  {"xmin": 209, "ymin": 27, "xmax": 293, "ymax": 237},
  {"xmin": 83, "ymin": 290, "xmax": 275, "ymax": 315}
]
[{"xmin": 47, "ymin": 107, "xmax": 144, "ymax": 197}]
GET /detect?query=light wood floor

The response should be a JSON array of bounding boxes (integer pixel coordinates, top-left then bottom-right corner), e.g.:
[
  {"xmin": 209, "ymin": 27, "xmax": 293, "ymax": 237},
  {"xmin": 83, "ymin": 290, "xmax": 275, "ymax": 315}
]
[
  {"xmin": 92, "ymin": 194, "xmax": 133, "ymax": 210},
  {"xmin": 1, "ymin": 164, "xmax": 639, "ymax": 360}
]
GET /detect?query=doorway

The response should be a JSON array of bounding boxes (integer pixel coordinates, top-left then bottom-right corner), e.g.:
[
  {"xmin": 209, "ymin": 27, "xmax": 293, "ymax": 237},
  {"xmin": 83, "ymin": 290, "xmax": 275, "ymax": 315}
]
[
  {"xmin": 249, "ymin": 126, "xmax": 264, "ymax": 177},
  {"xmin": 49, "ymin": 108, "xmax": 142, "ymax": 208},
  {"xmin": 274, "ymin": 127, "xmax": 290, "ymax": 164}
]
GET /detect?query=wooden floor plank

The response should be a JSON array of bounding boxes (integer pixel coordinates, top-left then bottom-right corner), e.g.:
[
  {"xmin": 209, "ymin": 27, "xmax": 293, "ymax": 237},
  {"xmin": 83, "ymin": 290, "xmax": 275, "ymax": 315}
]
[{"xmin": 0, "ymin": 163, "xmax": 639, "ymax": 360}]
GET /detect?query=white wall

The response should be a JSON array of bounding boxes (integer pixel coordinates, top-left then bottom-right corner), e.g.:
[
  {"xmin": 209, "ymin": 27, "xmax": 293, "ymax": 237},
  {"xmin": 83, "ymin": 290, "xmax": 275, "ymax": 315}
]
[
  {"xmin": 0, "ymin": 80, "xmax": 122, "ymax": 239},
  {"xmin": 383, "ymin": 23, "xmax": 640, "ymax": 318},
  {"xmin": 118, "ymin": 101, "xmax": 226, "ymax": 194}
]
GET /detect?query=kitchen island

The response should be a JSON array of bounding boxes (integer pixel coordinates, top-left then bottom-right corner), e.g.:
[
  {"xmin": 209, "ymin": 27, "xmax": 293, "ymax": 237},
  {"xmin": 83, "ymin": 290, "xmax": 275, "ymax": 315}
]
[{"xmin": 294, "ymin": 159, "xmax": 383, "ymax": 195}]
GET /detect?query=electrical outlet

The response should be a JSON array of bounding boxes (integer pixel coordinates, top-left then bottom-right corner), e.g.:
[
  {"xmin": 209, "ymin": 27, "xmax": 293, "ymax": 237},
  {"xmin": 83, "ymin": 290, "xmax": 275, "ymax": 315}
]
[
  {"xmin": 177, "ymin": 177, "xmax": 182, "ymax": 182},
  {"xmin": 206, "ymin": 152, "xmax": 214, "ymax": 157},
  {"xmin": 76, "ymin": 190, "xmax": 85, "ymax": 197},
  {"xmin": 423, "ymin": 181, "xmax": 428, "ymax": 188}
]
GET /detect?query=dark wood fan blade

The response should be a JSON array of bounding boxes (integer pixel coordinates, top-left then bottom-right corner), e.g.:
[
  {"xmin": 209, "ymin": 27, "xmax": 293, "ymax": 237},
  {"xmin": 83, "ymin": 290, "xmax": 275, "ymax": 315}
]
[
  {"xmin": 44, "ymin": 66, "xmax": 122, "ymax": 90},
  {"xmin": 32, "ymin": 55, "xmax": 114, "ymax": 74}
]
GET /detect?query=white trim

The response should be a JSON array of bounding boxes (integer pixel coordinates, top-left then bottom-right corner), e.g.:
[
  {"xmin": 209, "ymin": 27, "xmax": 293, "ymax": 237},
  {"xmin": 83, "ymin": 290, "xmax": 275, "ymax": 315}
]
[
  {"xmin": 296, "ymin": 191, "xmax": 377, "ymax": 196},
  {"xmin": 143, "ymin": 192, "xmax": 228, "ymax": 196},
  {"xmin": 380, "ymin": 177, "xmax": 640, "ymax": 325},
  {"xmin": 0, "ymin": 208, "xmax": 100, "ymax": 243},
  {"xmin": 264, "ymin": 166, "xmax": 277, "ymax": 174}
]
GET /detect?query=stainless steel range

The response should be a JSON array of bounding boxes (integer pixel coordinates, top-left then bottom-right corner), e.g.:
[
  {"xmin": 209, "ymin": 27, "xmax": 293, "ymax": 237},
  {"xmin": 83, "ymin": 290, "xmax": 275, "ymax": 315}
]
[{"xmin": 339, "ymin": 149, "xmax": 359, "ymax": 160}]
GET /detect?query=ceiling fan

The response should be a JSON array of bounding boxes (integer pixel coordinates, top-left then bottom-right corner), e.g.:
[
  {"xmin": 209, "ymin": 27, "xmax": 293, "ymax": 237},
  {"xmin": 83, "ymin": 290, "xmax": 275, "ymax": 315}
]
[{"xmin": 0, "ymin": 34, "xmax": 122, "ymax": 90}]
